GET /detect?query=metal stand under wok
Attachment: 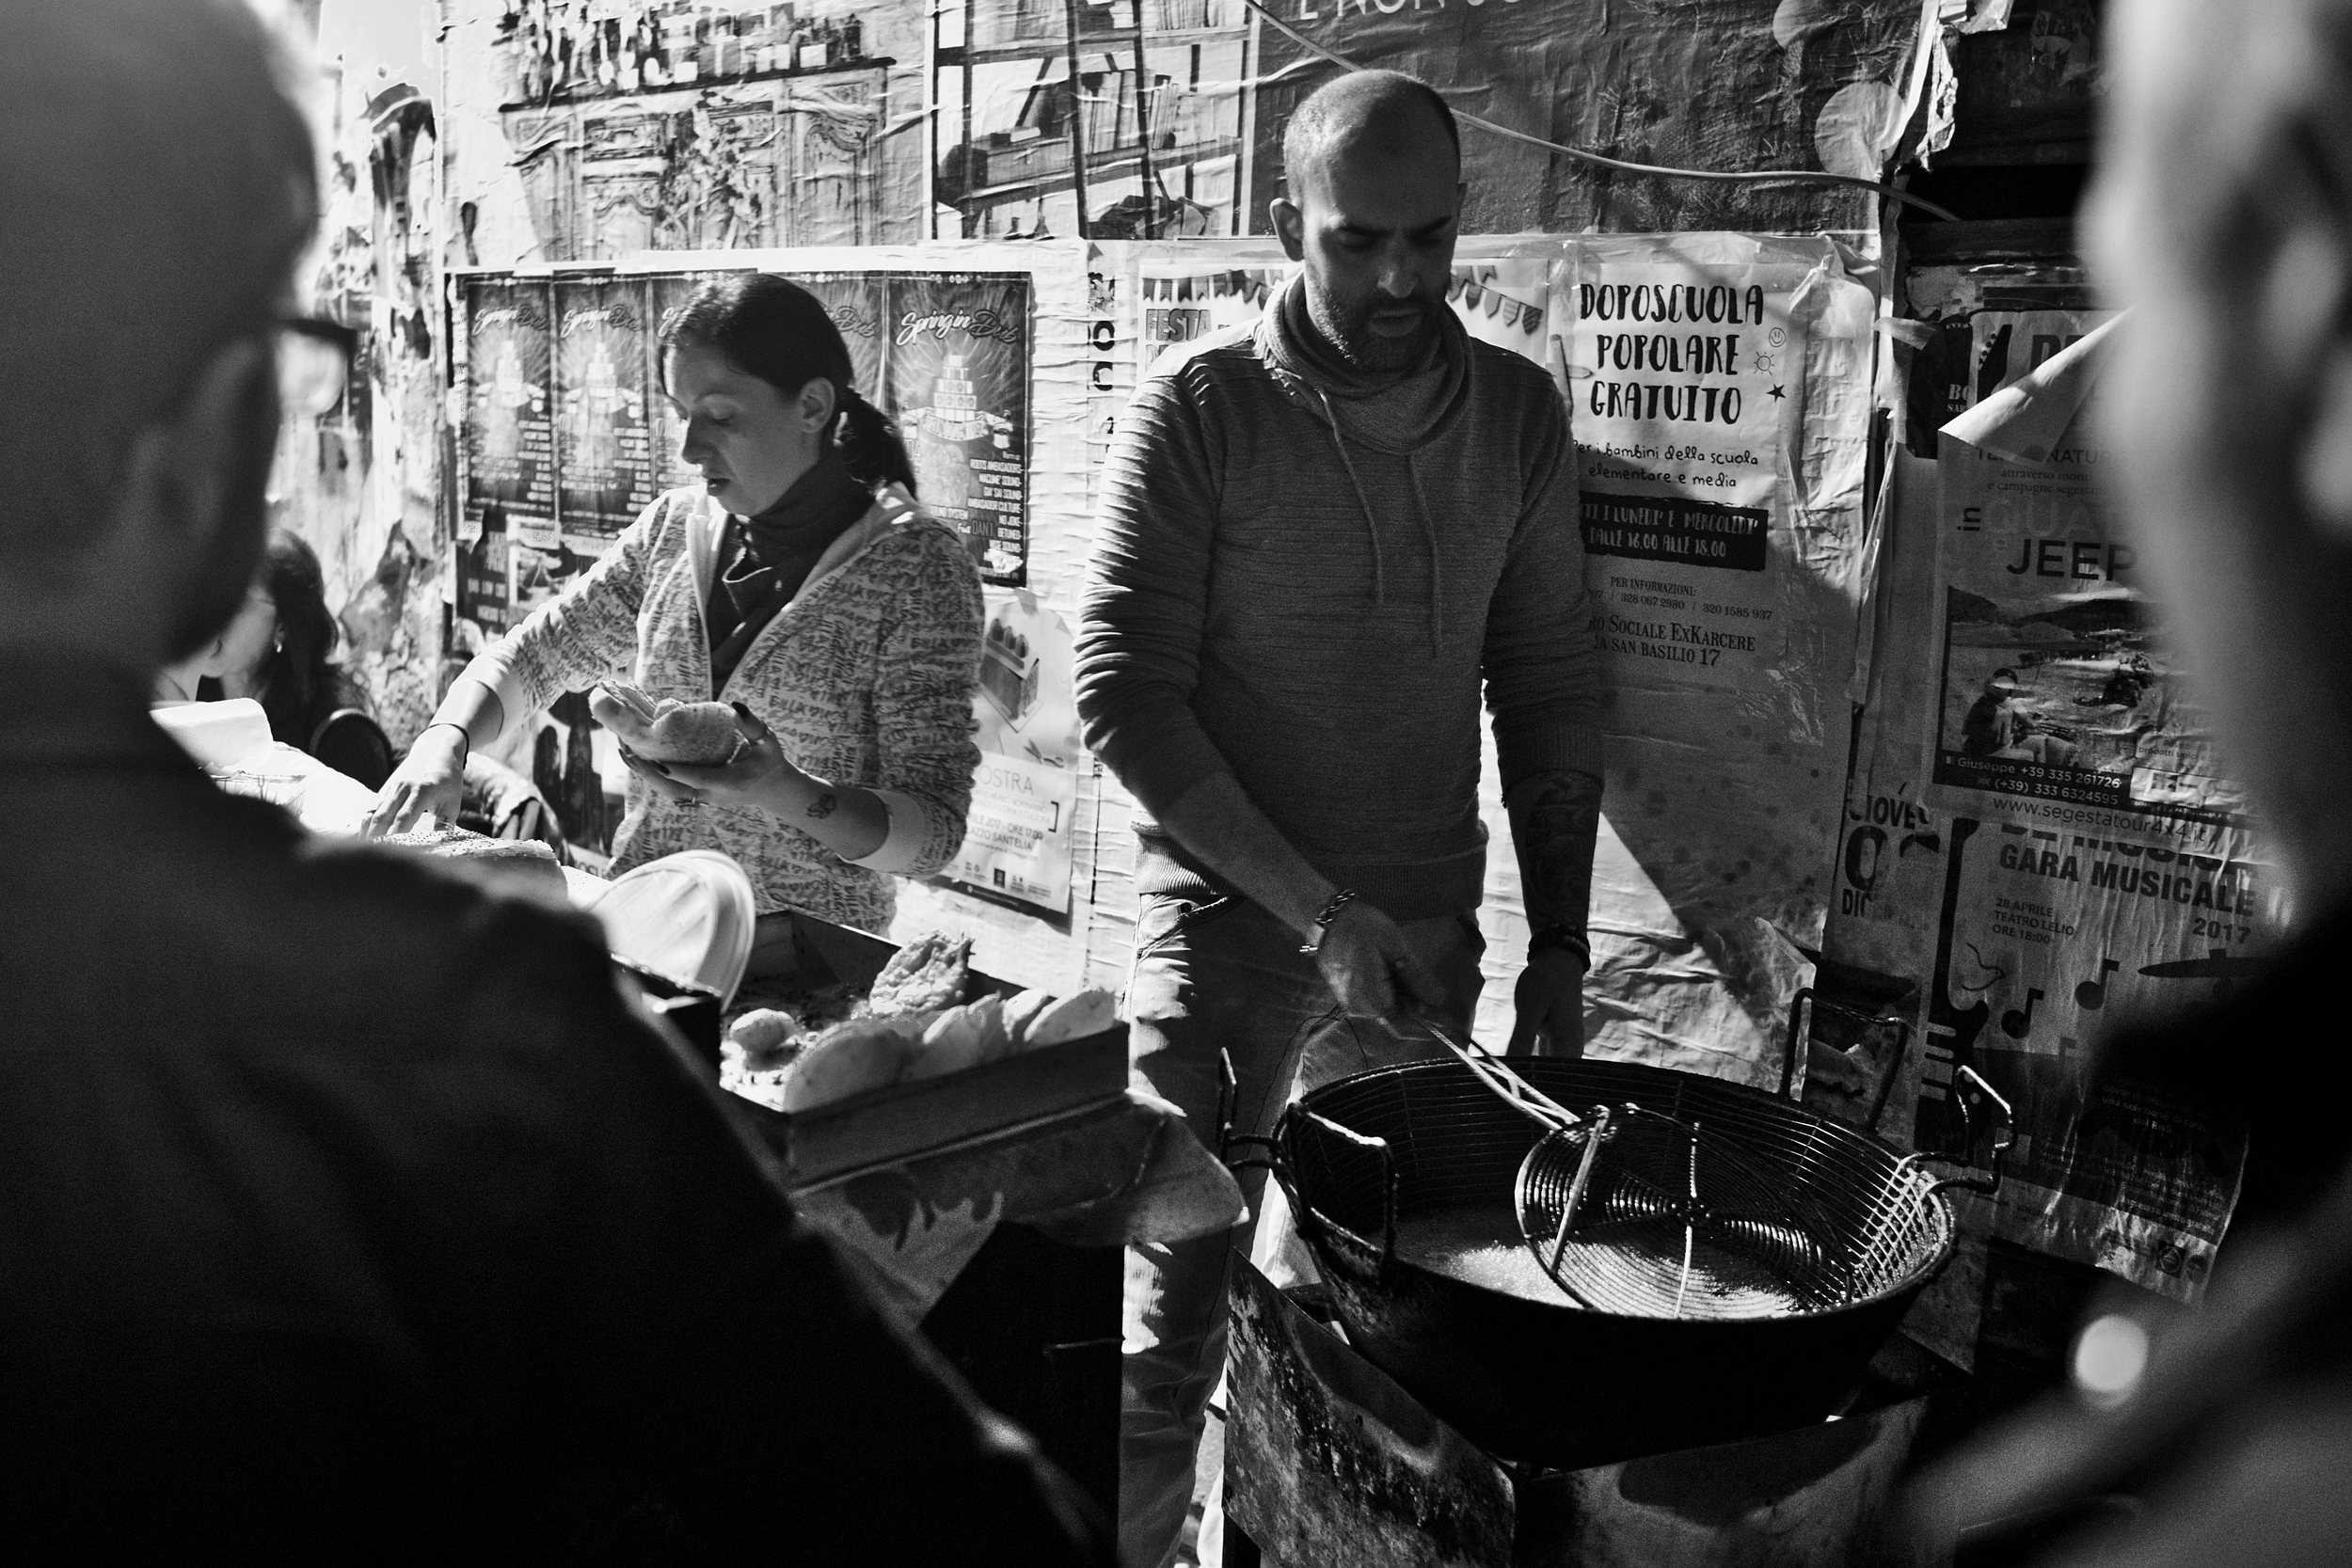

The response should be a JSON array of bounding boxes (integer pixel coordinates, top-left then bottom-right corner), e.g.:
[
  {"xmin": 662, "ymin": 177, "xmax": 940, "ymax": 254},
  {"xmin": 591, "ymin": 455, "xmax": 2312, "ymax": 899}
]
[{"xmin": 1222, "ymin": 1254, "xmax": 1956, "ymax": 1568}]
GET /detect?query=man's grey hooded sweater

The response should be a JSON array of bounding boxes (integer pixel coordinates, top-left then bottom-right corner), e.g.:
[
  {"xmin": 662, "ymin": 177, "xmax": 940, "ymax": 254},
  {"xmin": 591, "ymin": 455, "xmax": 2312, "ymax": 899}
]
[{"xmin": 1075, "ymin": 277, "xmax": 1604, "ymax": 920}]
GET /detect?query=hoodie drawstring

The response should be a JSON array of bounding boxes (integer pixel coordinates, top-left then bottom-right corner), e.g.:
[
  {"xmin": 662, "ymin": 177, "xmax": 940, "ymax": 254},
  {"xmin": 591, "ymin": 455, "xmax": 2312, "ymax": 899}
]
[
  {"xmin": 1315, "ymin": 386, "xmax": 1388, "ymax": 609},
  {"xmin": 1406, "ymin": 458, "xmax": 1444, "ymax": 657},
  {"xmin": 1316, "ymin": 385, "xmax": 1445, "ymax": 655}
]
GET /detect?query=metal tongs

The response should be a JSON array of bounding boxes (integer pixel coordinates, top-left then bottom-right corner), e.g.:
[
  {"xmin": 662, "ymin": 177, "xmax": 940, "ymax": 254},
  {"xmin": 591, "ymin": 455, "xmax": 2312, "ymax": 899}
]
[
  {"xmin": 1408, "ymin": 1013, "xmax": 1630, "ymax": 1296},
  {"xmin": 1413, "ymin": 1012, "xmax": 1594, "ymax": 1135}
]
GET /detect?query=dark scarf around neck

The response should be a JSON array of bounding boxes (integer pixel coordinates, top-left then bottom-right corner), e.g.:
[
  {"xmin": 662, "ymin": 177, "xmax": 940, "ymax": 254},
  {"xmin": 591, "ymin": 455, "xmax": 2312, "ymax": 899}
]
[
  {"xmin": 740, "ymin": 450, "xmax": 873, "ymax": 568},
  {"xmin": 706, "ymin": 451, "xmax": 872, "ymax": 694}
]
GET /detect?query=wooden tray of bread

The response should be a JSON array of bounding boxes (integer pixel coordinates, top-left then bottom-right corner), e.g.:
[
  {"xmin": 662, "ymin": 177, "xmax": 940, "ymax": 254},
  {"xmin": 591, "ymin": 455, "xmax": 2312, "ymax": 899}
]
[{"xmin": 719, "ymin": 916, "xmax": 1130, "ymax": 1188}]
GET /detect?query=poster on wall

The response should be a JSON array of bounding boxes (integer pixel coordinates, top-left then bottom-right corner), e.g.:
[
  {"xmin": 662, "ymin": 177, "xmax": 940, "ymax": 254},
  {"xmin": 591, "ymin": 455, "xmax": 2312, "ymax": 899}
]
[
  {"xmin": 780, "ymin": 272, "xmax": 889, "ymax": 408},
  {"xmin": 930, "ymin": 0, "xmax": 1931, "ymax": 242},
  {"xmin": 1247, "ymin": 0, "xmax": 1929, "ymax": 235},
  {"xmin": 554, "ymin": 277, "xmax": 658, "ymax": 538},
  {"xmin": 1136, "ymin": 264, "xmax": 1279, "ymax": 364},
  {"xmin": 464, "ymin": 277, "xmax": 556, "ymax": 525},
  {"xmin": 1544, "ymin": 232, "xmax": 1878, "ymax": 1087},
  {"xmin": 885, "ymin": 272, "xmax": 1032, "ymax": 585},
  {"xmin": 1925, "ymin": 359, "xmax": 2247, "ymax": 849},
  {"xmin": 1565, "ymin": 242, "xmax": 1864, "ymax": 696},
  {"xmin": 1822, "ymin": 304, "xmax": 2263, "ymax": 1335},
  {"xmin": 1910, "ymin": 815, "xmax": 2256, "ymax": 1299},
  {"xmin": 470, "ymin": 0, "xmax": 926, "ymax": 260},
  {"xmin": 945, "ymin": 590, "xmax": 1083, "ymax": 914}
]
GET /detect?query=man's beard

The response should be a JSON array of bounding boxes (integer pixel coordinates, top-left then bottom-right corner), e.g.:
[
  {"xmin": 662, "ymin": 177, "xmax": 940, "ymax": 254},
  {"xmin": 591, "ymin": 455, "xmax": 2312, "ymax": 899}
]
[{"xmin": 1308, "ymin": 280, "xmax": 1438, "ymax": 374}]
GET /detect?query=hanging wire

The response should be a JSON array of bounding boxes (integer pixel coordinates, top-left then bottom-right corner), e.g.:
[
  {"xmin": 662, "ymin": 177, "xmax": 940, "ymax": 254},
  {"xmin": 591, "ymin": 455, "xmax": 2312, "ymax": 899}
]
[{"xmin": 1232, "ymin": 0, "xmax": 1963, "ymax": 223}]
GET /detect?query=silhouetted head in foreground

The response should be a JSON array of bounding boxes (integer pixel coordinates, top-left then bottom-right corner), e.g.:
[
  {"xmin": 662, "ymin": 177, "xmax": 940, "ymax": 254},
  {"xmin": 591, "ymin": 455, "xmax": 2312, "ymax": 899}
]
[
  {"xmin": 2091, "ymin": 0, "xmax": 2352, "ymax": 914},
  {"xmin": 0, "ymin": 0, "xmax": 316, "ymax": 681}
]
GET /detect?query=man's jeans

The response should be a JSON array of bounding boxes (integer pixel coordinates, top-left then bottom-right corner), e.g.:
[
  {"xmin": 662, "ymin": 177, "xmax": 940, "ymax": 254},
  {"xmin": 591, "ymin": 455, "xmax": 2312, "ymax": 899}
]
[{"xmin": 1118, "ymin": 894, "xmax": 1484, "ymax": 1568}]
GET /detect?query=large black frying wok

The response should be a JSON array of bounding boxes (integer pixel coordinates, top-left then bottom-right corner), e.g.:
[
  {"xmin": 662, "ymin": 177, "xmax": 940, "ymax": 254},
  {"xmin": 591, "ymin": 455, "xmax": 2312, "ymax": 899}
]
[{"xmin": 1236, "ymin": 1055, "xmax": 2006, "ymax": 1470}]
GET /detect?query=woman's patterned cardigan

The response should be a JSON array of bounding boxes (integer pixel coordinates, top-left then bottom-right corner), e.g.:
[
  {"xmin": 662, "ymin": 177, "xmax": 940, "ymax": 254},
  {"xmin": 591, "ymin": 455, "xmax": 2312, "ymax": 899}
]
[{"xmin": 477, "ymin": 483, "xmax": 983, "ymax": 929}]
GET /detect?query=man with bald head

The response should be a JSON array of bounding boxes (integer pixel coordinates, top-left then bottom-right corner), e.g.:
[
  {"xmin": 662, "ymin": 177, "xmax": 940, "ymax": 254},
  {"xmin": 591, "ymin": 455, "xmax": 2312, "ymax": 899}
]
[
  {"xmin": 0, "ymin": 4, "xmax": 1110, "ymax": 1560},
  {"xmin": 1078, "ymin": 70, "xmax": 1603, "ymax": 1563}
]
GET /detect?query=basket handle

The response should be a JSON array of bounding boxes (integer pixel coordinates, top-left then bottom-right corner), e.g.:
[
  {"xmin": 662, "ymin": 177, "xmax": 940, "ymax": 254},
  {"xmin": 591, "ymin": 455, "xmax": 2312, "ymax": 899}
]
[
  {"xmin": 1788, "ymin": 987, "xmax": 1917, "ymax": 1130},
  {"xmin": 1228, "ymin": 1113, "xmax": 1400, "ymax": 1271},
  {"xmin": 1782, "ymin": 986, "xmax": 1813, "ymax": 1101},
  {"xmin": 1923, "ymin": 1065, "xmax": 2015, "ymax": 1198},
  {"xmin": 1216, "ymin": 1046, "xmax": 1239, "ymax": 1161}
]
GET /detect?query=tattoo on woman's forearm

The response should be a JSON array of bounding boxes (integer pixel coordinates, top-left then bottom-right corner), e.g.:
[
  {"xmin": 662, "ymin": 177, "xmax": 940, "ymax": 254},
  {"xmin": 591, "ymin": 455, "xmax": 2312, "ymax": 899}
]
[
  {"xmin": 807, "ymin": 791, "xmax": 838, "ymax": 820},
  {"xmin": 1508, "ymin": 771, "xmax": 1602, "ymax": 932}
]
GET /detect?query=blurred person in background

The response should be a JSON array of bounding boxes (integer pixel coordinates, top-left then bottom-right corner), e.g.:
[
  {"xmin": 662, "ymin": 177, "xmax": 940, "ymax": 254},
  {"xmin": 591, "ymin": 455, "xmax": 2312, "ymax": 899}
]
[
  {"xmin": 1914, "ymin": 0, "xmax": 2352, "ymax": 1560},
  {"xmin": 0, "ymin": 2, "xmax": 1105, "ymax": 1560},
  {"xmin": 200, "ymin": 527, "xmax": 397, "ymax": 788}
]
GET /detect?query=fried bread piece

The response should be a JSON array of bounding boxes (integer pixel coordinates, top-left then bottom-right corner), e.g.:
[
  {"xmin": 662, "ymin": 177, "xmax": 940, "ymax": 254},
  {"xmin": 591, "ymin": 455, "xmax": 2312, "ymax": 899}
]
[
  {"xmin": 780, "ymin": 1018, "xmax": 923, "ymax": 1111},
  {"xmin": 904, "ymin": 995, "xmax": 1007, "ymax": 1081},
  {"xmin": 864, "ymin": 932, "xmax": 972, "ymax": 1018}
]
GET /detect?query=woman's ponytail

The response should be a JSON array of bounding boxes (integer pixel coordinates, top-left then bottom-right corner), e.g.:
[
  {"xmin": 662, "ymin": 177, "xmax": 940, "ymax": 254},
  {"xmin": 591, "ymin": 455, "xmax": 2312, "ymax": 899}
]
[{"xmin": 836, "ymin": 386, "xmax": 917, "ymax": 495}]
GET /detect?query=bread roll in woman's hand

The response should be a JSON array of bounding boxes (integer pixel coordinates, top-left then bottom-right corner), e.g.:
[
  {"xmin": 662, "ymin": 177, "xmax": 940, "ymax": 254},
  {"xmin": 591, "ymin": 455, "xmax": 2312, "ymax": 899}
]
[{"xmin": 591, "ymin": 681, "xmax": 745, "ymax": 767}]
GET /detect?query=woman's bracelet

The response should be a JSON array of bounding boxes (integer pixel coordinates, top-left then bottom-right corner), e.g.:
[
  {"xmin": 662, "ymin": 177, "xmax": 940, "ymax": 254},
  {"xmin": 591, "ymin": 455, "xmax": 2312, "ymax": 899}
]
[{"xmin": 422, "ymin": 721, "xmax": 470, "ymax": 763}]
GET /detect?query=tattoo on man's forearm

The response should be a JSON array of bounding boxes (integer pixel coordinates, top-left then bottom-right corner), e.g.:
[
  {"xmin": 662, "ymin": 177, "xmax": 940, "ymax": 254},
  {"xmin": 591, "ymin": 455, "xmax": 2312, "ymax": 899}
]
[
  {"xmin": 1507, "ymin": 770, "xmax": 1602, "ymax": 933},
  {"xmin": 807, "ymin": 792, "xmax": 838, "ymax": 820}
]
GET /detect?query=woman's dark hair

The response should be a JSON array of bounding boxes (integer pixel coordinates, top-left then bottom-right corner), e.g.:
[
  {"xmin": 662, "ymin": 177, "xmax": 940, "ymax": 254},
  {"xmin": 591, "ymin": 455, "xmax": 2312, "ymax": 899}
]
[
  {"xmin": 250, "ymin": 528, "xmax": 346, "ymax": 746},
  {"xmin": 659, "ymin": 274, "xmax": 916, "ymax": 494}
]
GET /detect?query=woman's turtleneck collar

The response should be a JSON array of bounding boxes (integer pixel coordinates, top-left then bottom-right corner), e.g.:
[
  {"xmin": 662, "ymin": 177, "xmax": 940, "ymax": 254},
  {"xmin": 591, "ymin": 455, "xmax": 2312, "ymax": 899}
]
[{"xmin": 737, "ymin": 449, "xmax": 871, "ymax": 568}]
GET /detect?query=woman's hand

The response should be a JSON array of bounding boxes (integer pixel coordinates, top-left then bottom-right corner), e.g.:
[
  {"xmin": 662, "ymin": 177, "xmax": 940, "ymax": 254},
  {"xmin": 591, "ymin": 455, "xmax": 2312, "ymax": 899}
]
[
  {"xmin": 651, "ymin": 705, "xmax": 888, "ymax": 860},
  {"xmin": 361, "ymin": 724, "xmax": 468, "ymax": 837},
  {"xmin": 639, "ymin": 703, "xmax": 809, "ymax": 812}
]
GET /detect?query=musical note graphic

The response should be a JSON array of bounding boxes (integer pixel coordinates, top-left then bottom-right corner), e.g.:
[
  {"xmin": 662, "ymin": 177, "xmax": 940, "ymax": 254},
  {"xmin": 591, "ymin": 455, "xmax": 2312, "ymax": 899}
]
[
  {"xmin": 2074, "ymin": 958, "xmax": 2121, "ymax": 1011},
  {"xmin": 2001, "ymin": 987, "xmax": 2044, "ymax": 1039}
]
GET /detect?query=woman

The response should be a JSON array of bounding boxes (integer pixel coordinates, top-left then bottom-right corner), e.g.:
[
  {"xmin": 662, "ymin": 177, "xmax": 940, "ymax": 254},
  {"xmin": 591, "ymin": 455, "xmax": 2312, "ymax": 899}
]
[
  {"xmin": 191, "ymin": 529, "xmax": 398, "ymax": 789},
  {"xmin": 366, "ymin": 275, "xmax": 984, "ymax": 934}
]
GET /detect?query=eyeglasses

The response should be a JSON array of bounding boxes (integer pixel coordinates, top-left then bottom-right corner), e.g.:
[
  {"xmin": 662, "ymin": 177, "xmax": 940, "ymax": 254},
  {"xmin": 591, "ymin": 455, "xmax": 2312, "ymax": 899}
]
[{"xmin": 278, "ymin": 317, "xmax": 358, "ymax": 420}]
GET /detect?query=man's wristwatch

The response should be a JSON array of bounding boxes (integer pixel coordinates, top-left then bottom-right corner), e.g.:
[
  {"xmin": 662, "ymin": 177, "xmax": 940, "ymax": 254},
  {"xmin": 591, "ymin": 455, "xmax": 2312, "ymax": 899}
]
[
  {"xmin": 1528, "ymin": 923, "xmax": 1591, "ymax": 966},
  {"xmin": 1298, "ymin": 888, "xmax": 1359, "ymax": 955}
]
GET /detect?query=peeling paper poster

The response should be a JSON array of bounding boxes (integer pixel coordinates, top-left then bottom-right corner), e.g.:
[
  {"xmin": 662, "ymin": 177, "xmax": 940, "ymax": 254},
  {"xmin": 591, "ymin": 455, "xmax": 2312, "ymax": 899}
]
[
  {"xmin": 1565, "ymin": 236, "xmax": 1875, "ymax": 697},
  {"xmin": 947, "ymin": 589, "xmax": 1082, "ymax": 915},
  {"xmin": 1557, "ymin": 233, "xmax": 1880, "ymax": 1086},
  {"xmin": 1914, "ymin": 816, "xmax": 2258, "ymax": 1299},
  {"xmin": 887, "ymin": 272, "xmax": 1032, "ymax": 585},
  {"xmin": 1928, "ymin": 350, "xmax": 2249, "ymax": 847},
  {"xmin": 463, "ymin": 277, "xmax": 555, "ymax": 525},
  {"xmin": 553, "ymin": 277, "xmax": 659, "ymax": 539},
  {"xmin": 1827, "ymin": 346, "xmax": 2262, "ymax": 1322}
]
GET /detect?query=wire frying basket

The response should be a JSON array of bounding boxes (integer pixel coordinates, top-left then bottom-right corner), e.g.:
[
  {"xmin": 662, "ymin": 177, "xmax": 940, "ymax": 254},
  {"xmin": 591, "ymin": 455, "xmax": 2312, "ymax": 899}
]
[{"xmin": 1414, "ymin": 1017, "xmax": 2006, "ymax": 1322}]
